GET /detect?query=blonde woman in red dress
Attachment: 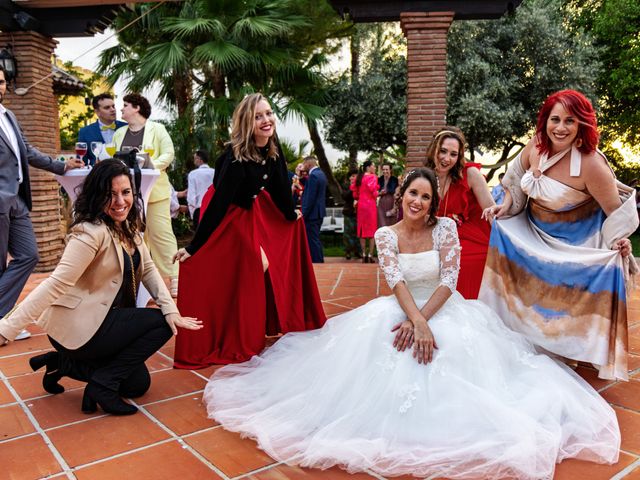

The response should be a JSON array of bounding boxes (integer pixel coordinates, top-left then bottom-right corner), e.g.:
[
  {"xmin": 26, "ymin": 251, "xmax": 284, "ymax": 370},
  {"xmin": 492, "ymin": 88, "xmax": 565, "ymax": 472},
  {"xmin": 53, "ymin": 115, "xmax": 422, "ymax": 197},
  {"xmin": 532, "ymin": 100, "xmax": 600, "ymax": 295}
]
[
  {"xmin": 351, "ymin": 160, "xmax": 379, "ymax": 263},
  {"xmin": 425, "ymin": 127, "xmax": 494, "ymax": 299}
]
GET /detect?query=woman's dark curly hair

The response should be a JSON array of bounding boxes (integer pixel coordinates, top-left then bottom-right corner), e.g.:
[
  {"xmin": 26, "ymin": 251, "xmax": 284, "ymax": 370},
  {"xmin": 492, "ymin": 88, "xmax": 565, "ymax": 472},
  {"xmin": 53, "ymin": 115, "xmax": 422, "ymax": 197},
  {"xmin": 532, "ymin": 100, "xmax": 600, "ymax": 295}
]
[
  {"xmin": 424, "ymin": 126, "xmax": 466, "ymax": 184},
  {"xmin": 71, "ymin": 159, "xmax": 144, "ymax": 244},
  {"xmin": 396, "ymin": 168, "xmax": 439, "ymax": 226}
]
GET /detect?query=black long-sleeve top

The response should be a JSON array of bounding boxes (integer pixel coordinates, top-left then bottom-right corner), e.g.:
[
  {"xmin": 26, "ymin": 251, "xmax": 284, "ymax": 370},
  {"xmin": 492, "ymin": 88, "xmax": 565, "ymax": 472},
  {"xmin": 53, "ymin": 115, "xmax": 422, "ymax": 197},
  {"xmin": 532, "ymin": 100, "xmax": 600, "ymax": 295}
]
[{"xmin": 185, "ymin": 144, "xmax": 297, "ymax": 255}]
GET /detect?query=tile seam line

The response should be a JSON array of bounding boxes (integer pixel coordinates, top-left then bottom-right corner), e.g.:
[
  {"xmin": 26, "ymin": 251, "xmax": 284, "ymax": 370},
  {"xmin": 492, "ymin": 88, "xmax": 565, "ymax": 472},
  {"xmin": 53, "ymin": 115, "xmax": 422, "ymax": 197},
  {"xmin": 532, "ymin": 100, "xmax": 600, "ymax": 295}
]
[
  {"xmin": 329, "ymin": 267, "xmax": 344, "ymax": 296},
  {"xmin": 131, "ymin": 399, "xmax": 232, "ymax": 479},
  {"xmin": 68, "ymin": 437, "xmax": 175, "ymax": 472},
  {"xmin": 0, "ymin": 369, "xmax": 74, "ymax": 477},
  {"xmin": 232, "ymin": 460, "xmax": 283, "ymax": 479},
  {"xmin": 610, "ymin": 456, "xmax": 640, "ymax": 480},
  {"xmin": 0, "ymin": 347, "xmax": 51, "ymax": 360}
]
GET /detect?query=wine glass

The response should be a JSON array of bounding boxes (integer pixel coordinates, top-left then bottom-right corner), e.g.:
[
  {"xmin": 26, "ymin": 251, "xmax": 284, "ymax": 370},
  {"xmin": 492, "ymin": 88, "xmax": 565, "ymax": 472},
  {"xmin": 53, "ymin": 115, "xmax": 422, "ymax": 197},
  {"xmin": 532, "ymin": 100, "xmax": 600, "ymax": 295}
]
[
  {"xmin": 90, "ymin": 142, "xmax": 103, "ymax": 162},
  {"xmin": 105, "ymin": 142, "xmax": 117, "ymax": 157},
  {"xmin": 141, "ymin": 144, "xmax": 155, "ymax": 157},
  {"xmin": 75, "ymin": 142, "xmax": 88, "ymax": 159}
]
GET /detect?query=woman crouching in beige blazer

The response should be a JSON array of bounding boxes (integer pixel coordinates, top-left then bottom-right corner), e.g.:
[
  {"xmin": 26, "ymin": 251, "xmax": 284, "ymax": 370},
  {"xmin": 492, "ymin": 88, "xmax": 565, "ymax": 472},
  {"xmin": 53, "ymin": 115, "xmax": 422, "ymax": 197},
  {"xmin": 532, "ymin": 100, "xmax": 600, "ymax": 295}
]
[{"xmin": 0, "ymin": 160, "xmax": 202, "ymax": 415}]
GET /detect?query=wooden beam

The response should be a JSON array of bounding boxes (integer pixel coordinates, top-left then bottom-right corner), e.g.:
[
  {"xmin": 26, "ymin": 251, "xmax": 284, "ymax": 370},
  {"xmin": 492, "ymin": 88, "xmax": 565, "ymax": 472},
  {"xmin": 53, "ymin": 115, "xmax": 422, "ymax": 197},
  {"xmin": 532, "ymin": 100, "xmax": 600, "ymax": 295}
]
[
  {"xmin": 12, "ymin": 0, "xmax": 181, "ymax": 7},
  {"xmin": 328, "ymin": 0, "xmax": 521, "ymax": 22}
]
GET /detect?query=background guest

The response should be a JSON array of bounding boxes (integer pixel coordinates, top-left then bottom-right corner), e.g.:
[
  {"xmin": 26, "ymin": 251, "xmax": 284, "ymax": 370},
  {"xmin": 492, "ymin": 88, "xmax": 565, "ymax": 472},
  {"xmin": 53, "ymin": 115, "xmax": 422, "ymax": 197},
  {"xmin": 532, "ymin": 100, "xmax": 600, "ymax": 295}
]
[
  {"xmin": 291, "ymin": 163, "xmax": 306, "ymax": 208},
  {"xmin": 301, "ymin": 155, "xmax": 327, "ymax": 263},
  {"xmin": 377, "ymin": 163, "xmax": 399, "ymax": 227},
  {"xmin": 77, "ymin": 93, "xmax": 126, "ymax": 165},
  {"xmin": 113, "ymin": 93, "xmax": 179, "ymax": 297},
  {"xmin": 351, "ymin": 160, "xmax": 379, "ymax": 263},
  {"xmin": 491, "ymin": 172, "xmax": 506, "ymax": 205},
  {"xmin": 0, "ymin": 160, "xmax": 201, "ymax": 415},
  {"xmin": 341, "ymin": 170, "xmax": 361, "ymax": 260},
  {"xmin": 187, "ymin": 149, "xmax": 214, "ymax": 230},
  {"xmin": 424, "ymin": 126, "xmax": 494, "ymax": 299}
]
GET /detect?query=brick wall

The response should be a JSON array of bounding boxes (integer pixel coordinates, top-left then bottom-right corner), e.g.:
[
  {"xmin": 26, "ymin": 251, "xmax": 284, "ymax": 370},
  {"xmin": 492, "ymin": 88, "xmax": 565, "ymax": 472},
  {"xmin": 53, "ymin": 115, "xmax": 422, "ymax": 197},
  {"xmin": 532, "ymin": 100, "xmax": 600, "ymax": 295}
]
[
  {"xmin": 401, "ymin": 12, "xmax": 454, "ymax": 169},
  {"xmin": 0, "ymin": 31, "xmax": 64, "ymax": 272}
]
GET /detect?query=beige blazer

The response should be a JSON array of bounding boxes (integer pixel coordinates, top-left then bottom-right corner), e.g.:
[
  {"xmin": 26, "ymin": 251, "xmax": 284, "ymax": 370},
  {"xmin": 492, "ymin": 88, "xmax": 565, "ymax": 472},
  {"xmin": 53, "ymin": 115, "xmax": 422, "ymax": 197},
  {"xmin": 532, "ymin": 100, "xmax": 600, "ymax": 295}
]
[{"xmin": 0, "ymin": 222, "xmax": 179, "ymax": 349}]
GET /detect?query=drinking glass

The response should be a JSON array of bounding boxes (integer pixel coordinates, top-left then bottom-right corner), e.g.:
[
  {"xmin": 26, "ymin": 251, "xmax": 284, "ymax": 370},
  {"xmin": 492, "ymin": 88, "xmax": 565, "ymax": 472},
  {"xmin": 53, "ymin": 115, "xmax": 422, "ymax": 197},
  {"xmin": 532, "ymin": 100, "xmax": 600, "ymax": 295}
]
[
  {"xmin": 105, "ymin": 143, "xmax": 117, "ymax": 157},
  {"xmin": 142, "ymin": 144, "xmax": 155, "ymax": 157},
  {"xmin": 90, "ymin": 142, "xmax": 103, "ymax": 161},
  {"xmin": 75, "ymin": 142, "xmax": 88, "ymax": 158}
]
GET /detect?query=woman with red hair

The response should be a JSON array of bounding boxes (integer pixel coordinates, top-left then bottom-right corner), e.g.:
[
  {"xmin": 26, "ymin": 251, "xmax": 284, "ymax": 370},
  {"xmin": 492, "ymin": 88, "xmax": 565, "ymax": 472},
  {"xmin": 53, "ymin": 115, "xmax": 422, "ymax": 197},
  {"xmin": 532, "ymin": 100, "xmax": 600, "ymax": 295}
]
[{"xmin": 480, "ymin": 90, "xmax": 637, "ymax": 381}]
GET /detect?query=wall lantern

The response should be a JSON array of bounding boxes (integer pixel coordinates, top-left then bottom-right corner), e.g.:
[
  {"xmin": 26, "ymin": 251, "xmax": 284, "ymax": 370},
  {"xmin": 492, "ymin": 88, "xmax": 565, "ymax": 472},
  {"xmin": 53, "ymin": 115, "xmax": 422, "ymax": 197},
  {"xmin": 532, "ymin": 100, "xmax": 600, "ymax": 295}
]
[{"xmin": 0, "ymin": 47, "xmax": 18, "ymax": 83}]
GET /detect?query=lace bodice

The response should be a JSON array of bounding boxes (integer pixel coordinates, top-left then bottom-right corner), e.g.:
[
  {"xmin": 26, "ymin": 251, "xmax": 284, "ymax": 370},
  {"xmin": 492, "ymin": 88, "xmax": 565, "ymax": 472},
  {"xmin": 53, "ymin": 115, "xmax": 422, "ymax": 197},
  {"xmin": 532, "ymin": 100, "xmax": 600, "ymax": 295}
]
[{"xmin": 374, "ymin": 218, "xmax": 461, "ymax": 296}]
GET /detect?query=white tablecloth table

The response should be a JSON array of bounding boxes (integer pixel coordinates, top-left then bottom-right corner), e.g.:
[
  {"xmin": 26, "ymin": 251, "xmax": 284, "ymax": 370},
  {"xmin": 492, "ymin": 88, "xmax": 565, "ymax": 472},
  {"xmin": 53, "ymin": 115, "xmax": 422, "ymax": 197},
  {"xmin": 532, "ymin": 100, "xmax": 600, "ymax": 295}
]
[{"xmin": 55, "ymin": 168, "xmax": 160, "ymax": 307}]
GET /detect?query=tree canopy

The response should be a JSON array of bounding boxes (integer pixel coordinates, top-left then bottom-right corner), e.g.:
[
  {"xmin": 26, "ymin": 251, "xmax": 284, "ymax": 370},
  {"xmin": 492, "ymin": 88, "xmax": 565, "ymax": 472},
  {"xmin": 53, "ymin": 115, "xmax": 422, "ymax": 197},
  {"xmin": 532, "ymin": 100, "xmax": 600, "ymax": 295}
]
[
  {"xmin": 447, "ymin": 0, "xmax": 600, "ymax": 172},
  {"xmin": 323, "ymin": 25, "xmax": 407, "ymax": 163},
  {"xmin": 98, "ymin": 0, "xmax": 347, "ymax": 187},
  {"xmin": 565, "ymin": 0, "xmax": 640, "ymax": 150}
]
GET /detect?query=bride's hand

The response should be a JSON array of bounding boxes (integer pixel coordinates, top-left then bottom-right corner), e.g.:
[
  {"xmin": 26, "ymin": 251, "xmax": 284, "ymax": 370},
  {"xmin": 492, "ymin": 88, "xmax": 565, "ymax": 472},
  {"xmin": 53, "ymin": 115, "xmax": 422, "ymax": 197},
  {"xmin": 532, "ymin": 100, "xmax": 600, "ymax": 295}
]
[
  {"xmin": 391, "ymin": 320, "xmax": 414, "ymax": 352},
  {"xmin": 413, "ymin": 322, "xmax": 438, "ymax": 364}
]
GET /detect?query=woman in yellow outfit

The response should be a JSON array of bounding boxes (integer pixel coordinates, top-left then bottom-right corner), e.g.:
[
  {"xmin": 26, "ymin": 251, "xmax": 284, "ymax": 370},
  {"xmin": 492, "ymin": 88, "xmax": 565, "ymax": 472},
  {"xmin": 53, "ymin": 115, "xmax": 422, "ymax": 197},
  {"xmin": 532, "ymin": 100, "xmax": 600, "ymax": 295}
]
[{"xmin": 113, "ymin": 93, "xmax": 179, "ymax": 296}]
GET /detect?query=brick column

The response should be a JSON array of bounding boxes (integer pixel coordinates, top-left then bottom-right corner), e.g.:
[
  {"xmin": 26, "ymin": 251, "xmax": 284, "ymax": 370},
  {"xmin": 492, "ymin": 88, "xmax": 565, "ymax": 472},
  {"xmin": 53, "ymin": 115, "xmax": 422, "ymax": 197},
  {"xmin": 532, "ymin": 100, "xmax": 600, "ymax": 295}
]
[
  {"xmin": 0, "ymin": 32, "xmax": 64, "ymax": 272},
  {"xmin": 401, "ymin": 12, "xmax": 454, "ymax": 169}
]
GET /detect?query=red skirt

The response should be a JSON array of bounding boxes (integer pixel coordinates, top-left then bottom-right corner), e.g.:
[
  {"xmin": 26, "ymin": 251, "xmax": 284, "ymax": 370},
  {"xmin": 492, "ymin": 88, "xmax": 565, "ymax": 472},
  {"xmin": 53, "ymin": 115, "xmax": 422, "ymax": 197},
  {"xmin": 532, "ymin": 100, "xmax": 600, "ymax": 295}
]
[{"xmin": 174, "ymin": 191, "xmax": 326, "ymax": 368}]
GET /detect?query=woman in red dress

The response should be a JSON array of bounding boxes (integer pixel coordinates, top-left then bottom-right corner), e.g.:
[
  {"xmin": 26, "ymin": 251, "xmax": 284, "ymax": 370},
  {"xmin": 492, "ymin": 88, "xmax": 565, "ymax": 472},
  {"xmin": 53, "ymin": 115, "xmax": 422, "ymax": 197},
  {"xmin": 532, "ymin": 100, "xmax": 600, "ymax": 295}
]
[
  {"xmin": 351, "ymin": 160, "xmax": 379, "ymax": 263},
  {"xmin": 172, "ymin": 93, "xmax": 326, "ymax": 368},
  {"xmin": 425, "ymin": 127, "xmax": 494, "ymax": 299}
]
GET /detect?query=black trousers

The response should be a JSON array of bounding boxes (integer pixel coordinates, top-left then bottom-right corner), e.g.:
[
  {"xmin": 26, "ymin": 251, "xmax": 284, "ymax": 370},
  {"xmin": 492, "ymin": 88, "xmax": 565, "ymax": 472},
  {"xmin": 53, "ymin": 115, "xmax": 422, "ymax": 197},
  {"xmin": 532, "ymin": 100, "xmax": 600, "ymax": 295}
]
[{"xmin": 49, "ymin": 308, "xmax": 173, "ymax": 393}]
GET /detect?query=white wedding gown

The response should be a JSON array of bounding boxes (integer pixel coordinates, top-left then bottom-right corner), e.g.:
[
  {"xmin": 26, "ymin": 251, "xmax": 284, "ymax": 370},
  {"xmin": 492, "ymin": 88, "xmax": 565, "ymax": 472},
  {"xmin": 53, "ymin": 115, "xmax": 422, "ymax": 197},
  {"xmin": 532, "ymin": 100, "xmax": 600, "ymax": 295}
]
[{"xmin": 203, "ymin": 218, "xmax": 620, "ymax": 479}]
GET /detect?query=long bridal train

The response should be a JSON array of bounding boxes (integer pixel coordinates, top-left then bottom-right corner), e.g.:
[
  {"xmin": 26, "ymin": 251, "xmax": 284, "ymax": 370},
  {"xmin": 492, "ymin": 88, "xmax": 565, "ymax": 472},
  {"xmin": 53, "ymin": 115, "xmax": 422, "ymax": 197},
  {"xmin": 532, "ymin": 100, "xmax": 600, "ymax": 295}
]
[{"xmin": 203, "ymin": 221, "xmax": 619, "ymax": 480}]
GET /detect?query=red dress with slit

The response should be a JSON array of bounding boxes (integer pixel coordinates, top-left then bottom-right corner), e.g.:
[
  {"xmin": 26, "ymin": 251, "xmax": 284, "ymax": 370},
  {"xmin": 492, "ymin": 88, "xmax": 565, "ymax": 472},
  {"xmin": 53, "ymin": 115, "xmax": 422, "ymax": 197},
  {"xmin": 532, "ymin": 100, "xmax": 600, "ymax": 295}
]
[
  {"xmin": 437, "ymin": 163, "xmax": 491, "ymax": 299},
  {"xmin": 174, "ymin": 145, "xmax": 326, "ymax": 368}
]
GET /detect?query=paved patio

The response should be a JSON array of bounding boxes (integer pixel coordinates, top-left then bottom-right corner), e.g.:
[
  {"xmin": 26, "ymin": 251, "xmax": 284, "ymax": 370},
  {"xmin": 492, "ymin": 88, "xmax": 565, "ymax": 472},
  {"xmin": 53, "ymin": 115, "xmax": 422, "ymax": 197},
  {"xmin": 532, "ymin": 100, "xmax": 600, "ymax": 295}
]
[{"xmin": 1, "ymin": 262, "xmax": 640, "ymax": 479}]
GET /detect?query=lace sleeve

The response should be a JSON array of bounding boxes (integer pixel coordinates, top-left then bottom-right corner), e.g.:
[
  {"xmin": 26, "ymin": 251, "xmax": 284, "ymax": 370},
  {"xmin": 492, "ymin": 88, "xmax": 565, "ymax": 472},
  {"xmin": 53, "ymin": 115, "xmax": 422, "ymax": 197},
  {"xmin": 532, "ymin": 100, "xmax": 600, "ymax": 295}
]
[
  {"xmin": 374, "ymin": 227, "xmax": 405, "ymax": 290},
  {"xmin": 434, "ymin": 218, "xmax": 461, "ymax": 293}
]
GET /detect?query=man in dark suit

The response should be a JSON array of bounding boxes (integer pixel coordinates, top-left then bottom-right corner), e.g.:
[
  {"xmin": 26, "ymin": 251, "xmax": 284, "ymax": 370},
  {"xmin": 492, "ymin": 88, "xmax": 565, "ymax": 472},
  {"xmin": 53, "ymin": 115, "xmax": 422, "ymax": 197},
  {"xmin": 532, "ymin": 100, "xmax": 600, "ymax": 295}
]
[
  {"xmin": 301, "ymin": 155, "xmax": 327, "ymax": 263},
  {"xmin": 77, "ymin": 93, "xmax": 126, "ymax": 165},
  {"xmin": 0, "ymin": 66, "xmax": 84, "ymax": 341}
]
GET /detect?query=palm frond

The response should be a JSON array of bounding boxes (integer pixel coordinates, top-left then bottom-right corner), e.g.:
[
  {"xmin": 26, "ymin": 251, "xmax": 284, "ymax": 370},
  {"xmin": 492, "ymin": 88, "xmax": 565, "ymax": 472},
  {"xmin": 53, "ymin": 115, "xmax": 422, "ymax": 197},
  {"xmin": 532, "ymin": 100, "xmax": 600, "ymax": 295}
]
[
  {"xmin": 192, "ymin": 41, "xmax": 251, "ymax": 71},
  {"xmin": 162, "ymin": 17, "xmax": 226, "ymax": 39},
  {"xmin": 137, "ymin": 41, "xmax": 189, "ymax": 81}
]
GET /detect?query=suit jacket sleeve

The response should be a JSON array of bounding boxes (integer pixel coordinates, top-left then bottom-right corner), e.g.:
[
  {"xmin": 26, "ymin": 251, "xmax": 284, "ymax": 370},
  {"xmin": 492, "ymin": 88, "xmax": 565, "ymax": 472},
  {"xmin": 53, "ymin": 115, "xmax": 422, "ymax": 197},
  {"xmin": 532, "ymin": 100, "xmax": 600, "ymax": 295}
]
[
  {"xmin": 0, "ymin": 224, "xmax": 105, "ymax": 341},
  {"xmin": 301, "ymin": 172, "xmax": 317, "ymax": 218},
  {"xmin": 10, "ymin": 112, "xmax": 65, "ymax": 175}
]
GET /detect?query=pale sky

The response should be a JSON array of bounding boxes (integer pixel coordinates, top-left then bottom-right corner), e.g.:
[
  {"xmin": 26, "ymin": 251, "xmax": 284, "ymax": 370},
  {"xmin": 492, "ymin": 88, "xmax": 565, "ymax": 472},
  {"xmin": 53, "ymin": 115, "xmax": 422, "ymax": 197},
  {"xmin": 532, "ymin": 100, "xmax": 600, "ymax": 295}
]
[{"xmin": 54, "ymin": 30, "xmax": 348, "ymax": 165}]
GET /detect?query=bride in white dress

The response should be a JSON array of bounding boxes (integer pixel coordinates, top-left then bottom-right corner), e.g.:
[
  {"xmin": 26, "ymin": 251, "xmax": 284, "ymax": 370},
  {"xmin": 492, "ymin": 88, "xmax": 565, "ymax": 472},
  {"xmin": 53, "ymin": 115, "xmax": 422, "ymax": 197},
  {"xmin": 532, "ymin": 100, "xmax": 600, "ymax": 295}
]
[{"xmin": 203, "ymin": 168, "xmax": 620, "ymax": 479}]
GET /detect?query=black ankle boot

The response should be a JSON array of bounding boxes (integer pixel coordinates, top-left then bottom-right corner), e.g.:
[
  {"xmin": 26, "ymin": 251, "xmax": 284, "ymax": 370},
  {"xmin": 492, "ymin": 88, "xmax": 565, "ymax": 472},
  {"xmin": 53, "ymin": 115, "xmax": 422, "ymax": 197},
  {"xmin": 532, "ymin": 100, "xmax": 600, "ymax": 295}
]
[
  {"xmin": 29, "ymin": 352, "xmax": 64, "ymax": 395},
  {"xmin": 84, "ymin": 382, "xmax": 138, "ymax": 416}
]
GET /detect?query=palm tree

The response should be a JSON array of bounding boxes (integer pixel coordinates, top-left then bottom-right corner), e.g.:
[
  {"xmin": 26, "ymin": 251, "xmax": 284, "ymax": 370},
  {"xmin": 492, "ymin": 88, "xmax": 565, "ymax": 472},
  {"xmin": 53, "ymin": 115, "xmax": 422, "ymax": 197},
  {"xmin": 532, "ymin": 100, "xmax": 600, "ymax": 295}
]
[{"xmin": 98, "ymin": 0, "xmax": 347, "ymax": 185}]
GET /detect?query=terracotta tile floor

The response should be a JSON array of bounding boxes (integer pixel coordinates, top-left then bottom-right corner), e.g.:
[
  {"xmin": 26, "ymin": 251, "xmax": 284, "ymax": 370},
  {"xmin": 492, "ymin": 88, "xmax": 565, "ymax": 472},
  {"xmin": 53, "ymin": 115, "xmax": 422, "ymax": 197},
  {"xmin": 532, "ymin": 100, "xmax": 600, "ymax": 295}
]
[{"xmin": 2, "ymin": 265, "xmax": 640, "ymax": 479}]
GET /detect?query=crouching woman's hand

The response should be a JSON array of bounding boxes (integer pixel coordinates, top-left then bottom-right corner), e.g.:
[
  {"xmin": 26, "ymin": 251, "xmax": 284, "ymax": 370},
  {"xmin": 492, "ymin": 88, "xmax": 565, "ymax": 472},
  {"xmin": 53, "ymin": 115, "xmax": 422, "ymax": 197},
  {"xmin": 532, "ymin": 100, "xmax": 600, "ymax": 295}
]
[{"xmin": 164, "ymin": 313, "xmax": 203, "ymax": 335}]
